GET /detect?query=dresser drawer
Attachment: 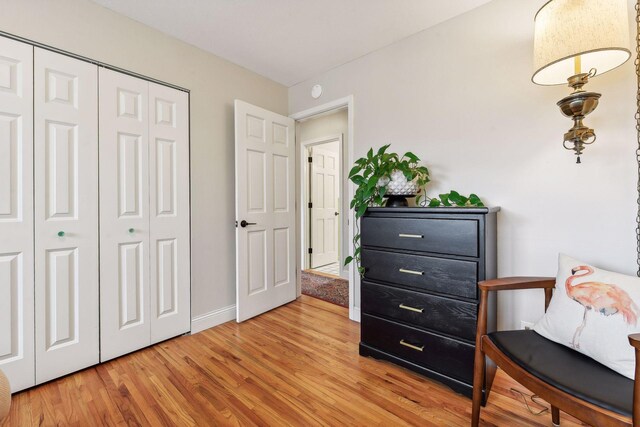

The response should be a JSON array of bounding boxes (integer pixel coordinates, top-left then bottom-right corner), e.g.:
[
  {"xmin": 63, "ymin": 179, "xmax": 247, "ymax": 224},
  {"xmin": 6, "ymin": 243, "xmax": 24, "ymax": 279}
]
[
  {"xmin": 361, "ymin": 217, "xmax": 479, "ymax": 257},
  {"xmin": 362, "ymin": 249, "xmax": 478, "ymax": 299},
  {"xmin": 361, "ymin": 281, "xmax": 477, "ymax": 341},
  {"xmin": 361, "ymin": 314, "xmax": 475, "ymax": 384}
]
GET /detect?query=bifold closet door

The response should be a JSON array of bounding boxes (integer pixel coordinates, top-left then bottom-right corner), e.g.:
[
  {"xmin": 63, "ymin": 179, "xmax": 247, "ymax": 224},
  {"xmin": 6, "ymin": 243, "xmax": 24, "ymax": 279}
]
[
  {"xmin": 0, "ymin": 37, "xmax": 35, "ymax": 392},
  {"xmin": 33, "ymin": 48, "xmax": 99, "ymax": 383},
  {"xmin": 99, "ymin": 68, "xmax": 151, "ymax": 362},
  {"xmin": 148, "ymin": 82, "xmax": 190, "ymax": 343}
]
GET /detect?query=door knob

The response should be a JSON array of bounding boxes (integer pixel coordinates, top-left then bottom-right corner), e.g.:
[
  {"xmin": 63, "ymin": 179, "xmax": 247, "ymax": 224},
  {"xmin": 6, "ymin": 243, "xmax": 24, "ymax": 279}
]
[
  {"xmin": 57, "ymin": 231, "xmax": 65, "ymax": 237},
  {"xmin": 334, "ymin": 212, "xmax": 339, "ymax": 216},
  {"xmin": 240, "ymin": 220, "xmax": 256, "ymax": 228},
  {"xmin": 128, "ymin": 228, "xmax": 135, "ymax": 234}
]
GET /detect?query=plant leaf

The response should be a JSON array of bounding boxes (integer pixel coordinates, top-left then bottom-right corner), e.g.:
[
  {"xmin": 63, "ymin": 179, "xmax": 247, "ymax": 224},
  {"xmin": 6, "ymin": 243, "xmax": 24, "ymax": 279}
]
[
  {"xmin": 404, "ymin": 151, "xmax": 420, "ymax": 162},
  {"xmin": 351, "ymin": 175, "xmax": 365, "ymax": 185},
  {"xmin": 344, "ymin": 256, "xmax": 353, "ymax": 266},
  {"xmin": 468, "ymin": 193, "xmax": 485, "ymax": 207},
  {"xmin": 448, "ymin": 191, "xmax": 467, "ymax": 206},
  {"xmin": 366, "ymin": 176, "xmax": 378, "ymax": 190},
  {"xmin": 439, "ymin": 193, "xmax": 452, "ymax": 206},
  {"xmin": 356, "ymin": 204, "xmax": 367, "ymax": 219},
  {"xmin": 377, "ymin": 144, "xmax": 390, "ymax": 155},
  {"xmin": 348, "ymin": 165, "xmax": 362, "ymax": 178}
]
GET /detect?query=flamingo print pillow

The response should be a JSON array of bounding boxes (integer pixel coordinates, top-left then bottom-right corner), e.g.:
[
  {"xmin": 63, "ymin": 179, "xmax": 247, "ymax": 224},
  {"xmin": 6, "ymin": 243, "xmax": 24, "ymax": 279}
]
[{"xmin": 534, "ymin": 253, "xmax": 640, "ymax": 379}]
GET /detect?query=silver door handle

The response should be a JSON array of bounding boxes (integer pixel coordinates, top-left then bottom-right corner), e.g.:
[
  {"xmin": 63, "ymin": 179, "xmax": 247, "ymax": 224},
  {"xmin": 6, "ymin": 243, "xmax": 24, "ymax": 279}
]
[{"xmin": 398, "ymin": 233, "xmax": 423, "ymax": 239}]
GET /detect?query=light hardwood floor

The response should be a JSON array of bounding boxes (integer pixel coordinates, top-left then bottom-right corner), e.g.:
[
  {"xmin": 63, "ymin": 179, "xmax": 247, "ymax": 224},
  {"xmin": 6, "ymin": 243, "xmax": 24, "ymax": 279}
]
[{"xmin": 2, "ymin": 295, "xmax": 585, "ymax": 426}]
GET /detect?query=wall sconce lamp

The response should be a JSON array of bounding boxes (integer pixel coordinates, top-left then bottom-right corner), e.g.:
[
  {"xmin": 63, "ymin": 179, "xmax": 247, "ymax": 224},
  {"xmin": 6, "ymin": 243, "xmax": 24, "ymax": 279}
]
[{"xmin": 533, "ymin": 0, "xmax": 630, "ymax": 163}]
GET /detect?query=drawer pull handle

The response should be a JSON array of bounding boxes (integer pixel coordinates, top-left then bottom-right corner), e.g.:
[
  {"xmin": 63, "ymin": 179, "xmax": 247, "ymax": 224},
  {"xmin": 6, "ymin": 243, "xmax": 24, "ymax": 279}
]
[
  {"xmin": 399, "ymin": 268, "xmax": 424, "ymax": 276},
  {"xmin": 399, "ymin": 304, "xmax": 424, "ymax": 313},
  {"xmin": 398, "ymin": 233, "xmax": 423, "ymax": 239},
  {"xmin": 399, "ymin": 339, "xmax": 424, "ymax": 352}
]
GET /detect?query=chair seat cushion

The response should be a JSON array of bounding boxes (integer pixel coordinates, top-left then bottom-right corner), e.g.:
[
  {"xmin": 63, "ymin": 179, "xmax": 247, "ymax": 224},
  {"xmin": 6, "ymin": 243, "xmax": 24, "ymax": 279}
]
[{"xmin": 488, "ymin": 330, "xmax": 633, "ymax": 418}]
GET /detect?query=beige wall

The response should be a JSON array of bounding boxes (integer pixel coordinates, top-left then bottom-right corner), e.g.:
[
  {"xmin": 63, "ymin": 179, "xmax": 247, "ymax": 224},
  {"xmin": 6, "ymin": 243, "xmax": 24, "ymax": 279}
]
[
  {"xmin": 298, "ymin": 110, "xmax": 348, "ymax": 144},
  {"xmin": 0, "ymin": 0, "xmax": 288, "ymax": 319},
  {"xmin": 289, "ymin": 0, "xmax": 638, "ymax": 330}
]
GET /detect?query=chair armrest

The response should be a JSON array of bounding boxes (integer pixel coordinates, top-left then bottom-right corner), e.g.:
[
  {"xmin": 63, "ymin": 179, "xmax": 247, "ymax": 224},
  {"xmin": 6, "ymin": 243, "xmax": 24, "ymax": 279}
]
[
  {"xmin": 629, "ymin": 334, "xmax": 640, "ymax": 423},
  {"xmin": 629, "ymin": 334, "xmax": 640, "ymax": 350},
  {"xmin": 476, "ymin": 277, "xmax": 557, "ymax": 339},
  {"xmin": 479, "ymin": 277, "xmax": 556, "ymax": 292}
]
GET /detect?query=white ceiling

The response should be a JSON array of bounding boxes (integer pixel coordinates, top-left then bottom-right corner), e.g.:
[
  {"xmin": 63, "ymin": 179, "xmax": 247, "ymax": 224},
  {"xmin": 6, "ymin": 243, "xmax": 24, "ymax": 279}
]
[{"xmin": 91, "ymin": 0, "xmax": 493, "ymax": 87}]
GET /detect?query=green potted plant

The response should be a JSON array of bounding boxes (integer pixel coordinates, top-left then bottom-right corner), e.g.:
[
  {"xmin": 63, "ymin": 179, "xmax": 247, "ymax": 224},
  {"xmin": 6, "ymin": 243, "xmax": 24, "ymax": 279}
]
[{"xmin": 344, "ymin": 144, "xmax": 484, "ymax": 273}]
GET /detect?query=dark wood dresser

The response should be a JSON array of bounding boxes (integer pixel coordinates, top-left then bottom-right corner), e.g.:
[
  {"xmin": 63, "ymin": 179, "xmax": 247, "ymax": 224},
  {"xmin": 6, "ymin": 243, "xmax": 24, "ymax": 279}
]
[{"xmin": 359, "ymin": 207, "xmax": 498, "ymax": 399}]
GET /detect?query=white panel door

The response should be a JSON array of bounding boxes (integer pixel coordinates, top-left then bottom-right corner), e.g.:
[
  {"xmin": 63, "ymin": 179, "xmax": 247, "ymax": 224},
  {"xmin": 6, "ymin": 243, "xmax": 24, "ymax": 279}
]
[
  {"xmin": 0, "ymin": 36, "xmax": 34, "ymax": 392},
  {"xmin": 310, "ymin": 146, "xmax": 339, "ymax": 268},
  {"xmin": 99, "ymin": 68, "xmax": 151, "ymax": 361},
  {"xmin": 234, "ymin": 100, "xmax": 296, "ymax": 322},
  {"xmin": 34, "ymin": 48, "xmax": 99, "ymax": 383},
  {"xmin": 148, "ymin": 82, "xmax": 190, "ymax": 343}
]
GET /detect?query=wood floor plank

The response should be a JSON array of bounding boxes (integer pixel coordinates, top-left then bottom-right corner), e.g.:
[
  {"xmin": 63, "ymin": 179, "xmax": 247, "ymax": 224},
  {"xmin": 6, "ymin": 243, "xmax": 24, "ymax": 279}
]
[{"xmin": 2, "ymin": 295, "xmax": 587, "ymax": 426}]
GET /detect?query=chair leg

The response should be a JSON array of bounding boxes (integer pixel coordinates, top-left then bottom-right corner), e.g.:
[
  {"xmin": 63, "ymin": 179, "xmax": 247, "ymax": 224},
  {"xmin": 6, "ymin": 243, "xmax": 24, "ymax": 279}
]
[
  {"xmin": 551, "ymin": 406, "xmax": 560, "ymax": 426},
  {"xmin": 471, "ymin": 349, "xmax": 485, "ymax": 426}
]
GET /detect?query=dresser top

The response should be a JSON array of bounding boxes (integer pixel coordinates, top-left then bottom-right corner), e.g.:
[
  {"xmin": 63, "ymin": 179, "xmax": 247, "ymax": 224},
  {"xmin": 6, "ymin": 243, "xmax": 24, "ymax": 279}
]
[{"xmin": 366, "ymin": 206, "xmax": 500, "ymax": 214}]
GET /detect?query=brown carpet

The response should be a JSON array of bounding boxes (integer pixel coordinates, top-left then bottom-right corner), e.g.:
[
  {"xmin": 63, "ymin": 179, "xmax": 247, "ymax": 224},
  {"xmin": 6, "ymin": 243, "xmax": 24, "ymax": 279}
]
[{"xmin": 301, "ymin": 271, "xmax": 349, "ymax": 307}]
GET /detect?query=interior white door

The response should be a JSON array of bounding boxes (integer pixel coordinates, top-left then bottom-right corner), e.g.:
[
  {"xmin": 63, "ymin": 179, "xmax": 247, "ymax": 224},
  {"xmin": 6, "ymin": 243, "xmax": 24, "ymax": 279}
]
[
  {"xmin": 234, "ymin": 100, "xmax": 296, "ymax": 322},
  {"xmin": 310, "ymin": 145, "xmax": 340, "ymax": 268},
  {"xmin": 148, "ymin": 82, "xmax": 190, "ymax": 343},
  {"xmin": 34, "ymin": 48, "xmax": 99, "ymax": 383},
  {"xmin": 0, "ymin": 36, "xmax": 35, "ymax": 392},
  {"xmin": 99, "ymin": 68, "xmax": 151, "ymax": 361}
]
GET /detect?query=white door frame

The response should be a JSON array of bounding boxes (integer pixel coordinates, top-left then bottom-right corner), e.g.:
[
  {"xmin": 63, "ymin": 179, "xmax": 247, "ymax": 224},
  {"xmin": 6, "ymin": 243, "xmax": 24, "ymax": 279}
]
[
  {"xmin": 291, "ymin": 95, "xmax": 359, "ymax": 322},
  {"xmin": 301, "ymin": 134, "xmax": 343, "ymax": 273}
]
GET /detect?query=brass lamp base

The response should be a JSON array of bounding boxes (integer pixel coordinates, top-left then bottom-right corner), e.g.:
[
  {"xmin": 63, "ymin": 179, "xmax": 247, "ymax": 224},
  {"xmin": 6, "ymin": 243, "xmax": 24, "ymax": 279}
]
[{"xmin": 556, "ymin": 73, "xmax": 601, "ymax": 163}]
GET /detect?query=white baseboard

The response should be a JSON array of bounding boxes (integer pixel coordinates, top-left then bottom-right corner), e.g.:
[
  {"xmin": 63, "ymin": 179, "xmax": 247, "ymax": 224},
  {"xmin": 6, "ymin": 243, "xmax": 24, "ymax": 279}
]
[
  {"xmin": 350, "ymin": 306, "xmax": 361, "ymax": 323},
  {"xmin": 191, "ymin": 304, "xmax": 236, "ymax": 334}
]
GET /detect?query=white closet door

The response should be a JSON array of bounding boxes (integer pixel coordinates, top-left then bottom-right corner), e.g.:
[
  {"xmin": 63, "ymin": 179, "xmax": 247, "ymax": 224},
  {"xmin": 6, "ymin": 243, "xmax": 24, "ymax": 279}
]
[
  {"xmin": 33, "ymin": 48, "xmax": 99, "ymax": 383},
  {"xmin": 99, "ymin": 68, "xmax": 150, "ymax": 362},
  {"xmin": 0, "ymin": 37, "xmax": 34, "ymax": 392},
  {"xmin": 148, "ymin": 83, "xmax": 190, "ymax": 343}
]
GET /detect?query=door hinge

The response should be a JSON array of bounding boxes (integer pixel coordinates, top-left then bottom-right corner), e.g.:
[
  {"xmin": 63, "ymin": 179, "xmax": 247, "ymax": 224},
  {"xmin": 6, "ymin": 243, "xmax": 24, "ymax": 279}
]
[
  {"xmin": 308, "ymin": 248, "xmax": 313, "ymax": 254},
  {"xmin": 308, "ymin": 156, "xmax": 313, "ymax": 163},
  {"xmin": 308, "ymin": 202, "xmax": 313, "ymax": 208}
]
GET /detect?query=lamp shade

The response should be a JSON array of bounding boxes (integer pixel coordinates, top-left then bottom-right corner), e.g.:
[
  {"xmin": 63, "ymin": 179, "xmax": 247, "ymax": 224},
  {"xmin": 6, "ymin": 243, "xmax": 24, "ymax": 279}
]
[{"xmin": 533, "ymin": 0, "xmax": 631, "ymax": 85}]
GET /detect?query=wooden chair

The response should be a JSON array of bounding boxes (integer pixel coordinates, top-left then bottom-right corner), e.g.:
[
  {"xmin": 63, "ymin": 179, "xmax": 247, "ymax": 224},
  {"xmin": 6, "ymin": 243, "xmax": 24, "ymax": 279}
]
[{"xmin": 471, "ymin": 277, "xmax": 638, "ymax": 427}]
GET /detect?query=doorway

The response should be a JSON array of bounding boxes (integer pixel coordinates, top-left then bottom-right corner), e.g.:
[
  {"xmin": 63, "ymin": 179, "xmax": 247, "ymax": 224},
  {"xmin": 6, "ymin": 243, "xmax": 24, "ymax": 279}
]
[
  {"xmin": 292, "ymin": 96, "xmax": 358, "ymax": 321},
  {"xmin": 295, "ymin": 106, "xmax": 352, "ymax": 310}
]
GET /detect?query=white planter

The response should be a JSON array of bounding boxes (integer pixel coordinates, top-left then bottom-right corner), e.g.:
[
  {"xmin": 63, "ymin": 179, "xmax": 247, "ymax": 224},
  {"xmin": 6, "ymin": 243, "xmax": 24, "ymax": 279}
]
[{"xmin": 386, "ymin": 170, "xmax": 418, "ymax": 196}]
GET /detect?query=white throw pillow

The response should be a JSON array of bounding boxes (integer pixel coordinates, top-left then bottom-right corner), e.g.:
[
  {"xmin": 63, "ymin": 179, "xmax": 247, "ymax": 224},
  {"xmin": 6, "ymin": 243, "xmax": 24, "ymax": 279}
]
[{"xmin": 534, "ymin": 253, "xmax": 640, "ymax": 379}]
